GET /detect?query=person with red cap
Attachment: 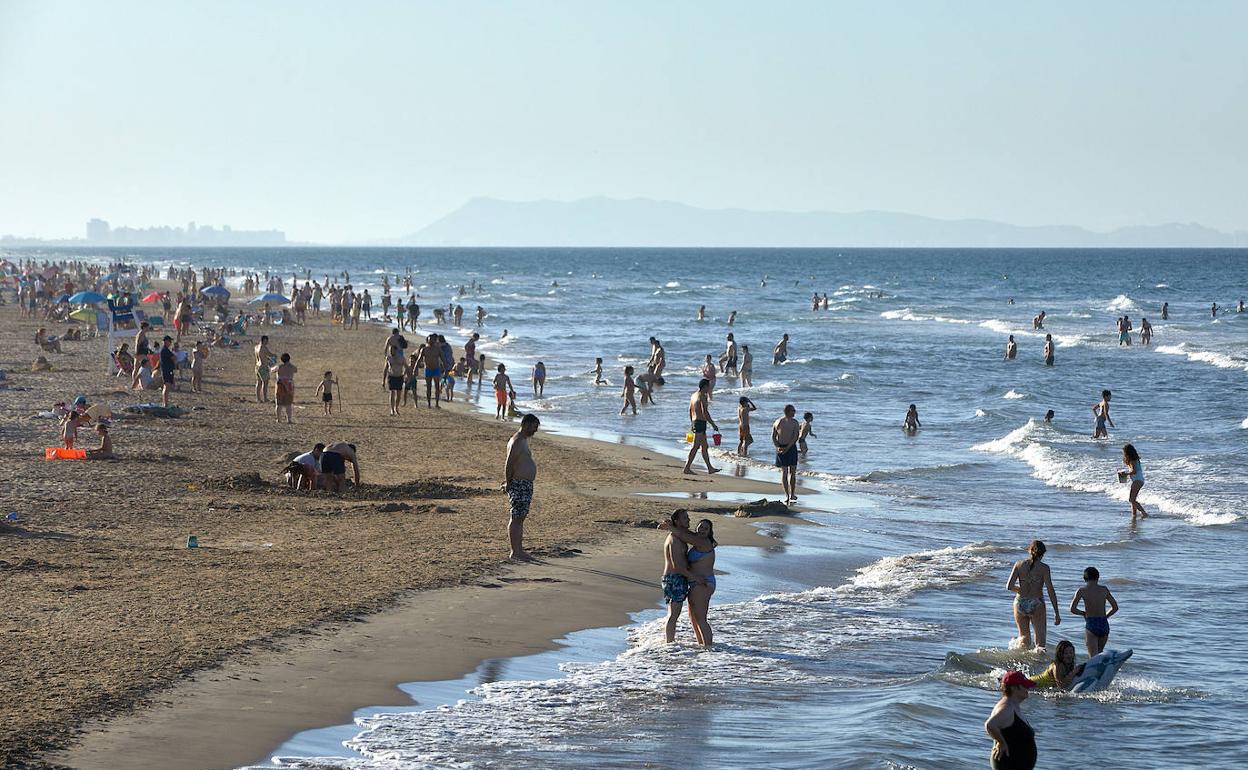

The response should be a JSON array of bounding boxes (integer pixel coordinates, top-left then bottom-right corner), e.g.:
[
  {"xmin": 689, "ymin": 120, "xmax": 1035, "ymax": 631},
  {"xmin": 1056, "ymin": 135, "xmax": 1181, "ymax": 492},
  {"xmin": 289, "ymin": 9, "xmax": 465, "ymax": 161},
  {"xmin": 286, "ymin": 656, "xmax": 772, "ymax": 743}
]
[{"xmin": 985, "ymin": 670, "xmax": 1037, "ymax": 769}]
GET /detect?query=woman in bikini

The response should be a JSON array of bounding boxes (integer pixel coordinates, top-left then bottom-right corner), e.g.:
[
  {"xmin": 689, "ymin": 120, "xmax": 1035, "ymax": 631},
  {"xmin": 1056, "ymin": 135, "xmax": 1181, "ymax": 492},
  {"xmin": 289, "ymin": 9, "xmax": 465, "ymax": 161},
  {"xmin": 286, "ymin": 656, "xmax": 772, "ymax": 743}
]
[
  {"xmin": 685, "ymin": 518, "xmax": 718, "ymax": 648},
  {"xmin": 1006, "ymin": 540, "xmax": 1061, "ymax": 649},
  {"xmin": 1122, "ymin": 443, "xmax": 1148, "ymax": 520}
]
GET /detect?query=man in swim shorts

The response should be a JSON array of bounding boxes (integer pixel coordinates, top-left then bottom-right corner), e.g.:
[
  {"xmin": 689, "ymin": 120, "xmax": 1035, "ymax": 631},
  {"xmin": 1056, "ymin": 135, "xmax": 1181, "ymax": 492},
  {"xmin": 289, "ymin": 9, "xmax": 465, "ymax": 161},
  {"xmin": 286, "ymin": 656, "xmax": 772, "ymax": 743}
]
[
  {"xmin": 418, "ymin": 334, "xmax": 443, "ymax": 408},
  {"xmin": 682, "ymin": 379, "xmax": 720, "ymax": 475},
  {"xmin": 492, "ymin": 363, "xmax": 513, "ymax": 419},
  {"xmin": 1070, "ymin": 566, "xmax": 1119, "ymax": 657},
  {"xmin": 504, "ymin": 413, "xmax": 540, "ymax": 561},
  {"xmin": 660, "ymin": 508, "xmax": 697, "ymax": 643},
  {"xmin": 1092, "ymin": 389, "xmax": 1114, "ymax": 439},
  {"xmin": 773, "ymin": 404, "xmax": 800, "ymax": 504}
]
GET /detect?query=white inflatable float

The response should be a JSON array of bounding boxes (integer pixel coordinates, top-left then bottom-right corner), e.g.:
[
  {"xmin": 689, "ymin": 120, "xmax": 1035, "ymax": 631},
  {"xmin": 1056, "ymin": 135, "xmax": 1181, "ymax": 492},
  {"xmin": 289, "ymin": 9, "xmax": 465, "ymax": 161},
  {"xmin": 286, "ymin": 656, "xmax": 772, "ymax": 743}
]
[{"xmin": 1071, "ymin": 648, "xmax": 1133, "ymax": 693}]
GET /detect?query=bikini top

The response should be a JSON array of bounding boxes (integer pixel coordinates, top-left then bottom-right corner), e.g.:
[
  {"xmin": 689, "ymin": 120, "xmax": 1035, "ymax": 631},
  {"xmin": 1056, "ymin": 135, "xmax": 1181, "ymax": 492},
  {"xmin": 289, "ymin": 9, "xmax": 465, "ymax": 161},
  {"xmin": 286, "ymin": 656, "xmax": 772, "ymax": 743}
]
[{"xmin": 688, "ymin": 547, "xmax": 713, "ymax": 563}]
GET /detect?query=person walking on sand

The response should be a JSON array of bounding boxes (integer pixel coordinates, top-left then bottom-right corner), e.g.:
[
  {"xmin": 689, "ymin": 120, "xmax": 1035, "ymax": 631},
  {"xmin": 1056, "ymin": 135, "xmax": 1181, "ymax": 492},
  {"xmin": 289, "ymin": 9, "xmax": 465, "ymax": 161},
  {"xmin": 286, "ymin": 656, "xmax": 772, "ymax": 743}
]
[
  {"xmin": 1006, "ymin": 540, "xmax": 1060, "ymax": 650},
  {"xmin": 384, "ymin": 341, "xmax": 406, "ymax": 416},
  {"xmin": 985, "ymin": 671, "xmax": 1038, "ymax": 770},
  {"xmin": 1043, "ymin": 334, "xmax": 1054, "ymax": 366},
  {"xmin": 772, "ymin": 404, "xmax": 800, "ymax": 504},
  {"xmin": 273, "ymin": 353, "xmax": 297, "ymax": 423},
  {"xmin": 1121, "ymin": 443, "xmax": 1148, "ymax": 520},
  {"xmin": 1092, "ymin": 389, "xmax": 1114, "ymax": 439},
  {"xmin": 419, "ymin": 335, "xmax": 443, "ymax": 408},
  {"xmin": 1005, "ymin": 335, "xmax": 1017, "ymax": 360},
  {"xmin": 316, "ymin": 370, "xmax": 338, "ymax": 415},
  {"xmin": 254, "ymin": 335, "xmax": 274, "ymax": 403},
  {"xmin": 683, "ymin": 379, "xmax": 720, "ymax": 475},
  {"xmin": 504, "ymin": 413, "xmax": 540, "ymax": 561},
  {"xmin": 773, "ymin": 333, "xmax": 789, "ymax": 365},
  {"xmin": 1070, "ymin": 566, "xmax": 1119, "ymax": 657}
]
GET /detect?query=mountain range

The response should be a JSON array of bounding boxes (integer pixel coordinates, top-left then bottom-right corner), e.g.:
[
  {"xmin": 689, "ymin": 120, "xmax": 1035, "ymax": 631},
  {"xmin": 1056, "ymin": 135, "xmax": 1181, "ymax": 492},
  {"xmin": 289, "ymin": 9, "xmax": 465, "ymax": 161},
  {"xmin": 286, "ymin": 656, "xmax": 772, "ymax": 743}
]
[{"xmin": 394, "ymin": 197, "xmax": 1246, "ymax": 248}]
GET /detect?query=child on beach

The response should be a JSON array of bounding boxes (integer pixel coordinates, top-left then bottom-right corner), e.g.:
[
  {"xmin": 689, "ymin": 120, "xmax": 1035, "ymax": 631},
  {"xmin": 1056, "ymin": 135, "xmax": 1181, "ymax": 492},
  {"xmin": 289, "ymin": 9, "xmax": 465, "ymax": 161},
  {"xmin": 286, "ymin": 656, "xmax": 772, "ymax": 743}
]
[
  {"xmin": 798, "ymin": 412, "xmax": 816, "ymax": 456},
  {"xmin": 449, "ymin": 358, "xmax": 468, "ymax": 402},
  {"xmin": 85, "ymin": 424, "xmax": 114, "ymax": 460},
  {"xmin": 1121, "ymin": 443, "xmax": 1148, "ymax": 520},
  {"xmin": 1069, "ymin": 566, "xmax": 1119, "ymax": 657},
  {"xmin": 492, "ymin": 364, "xmax": 513, "ymax": 419},
  {"xmin": 903, "ymin": 404, "xmax": 921, "ymax": 432},
  {"xmin": 532, "ymin": 361, "xmax": 546, "ymax": 398},
  {"xmin": 737, "ymin": 397, "xmax": 757, "ymax": 455},
  {"xmin": 60, "ymin": 408, "xmax": 88, "ymax": 449},
  {"xmin": 316, "ymin": 371, "xmax": 338, "ymax": 415},
  {"xmin": 620, "ymin": 366, "xmax": 637, "ymax": 415},
  {"xmin": 638, "ymin": 370, "xmax": 656, "ymax": 405},
  {"xmin": 190, "ymin": 342, "xmax": 207, "ymax": 393},
  {"xmin": 593, "ymin": 357, "xmax": 607, "ymax": 385}
]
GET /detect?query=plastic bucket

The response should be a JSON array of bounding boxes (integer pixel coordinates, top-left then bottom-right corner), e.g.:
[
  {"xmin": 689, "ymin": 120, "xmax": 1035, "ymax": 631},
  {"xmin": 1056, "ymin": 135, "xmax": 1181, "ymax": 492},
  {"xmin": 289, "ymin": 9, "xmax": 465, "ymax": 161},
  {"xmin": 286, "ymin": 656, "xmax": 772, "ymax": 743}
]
[
  {"xmin": 712, "ymin": 433, "xmax": 722, "ymax": 446},
  {"xmin": 45, "ymin": 447, "xmax": 86, "ymax": 460},
  {"xmin": 685, "ymin": 432, "xmax": 694, "ymax": 443}
]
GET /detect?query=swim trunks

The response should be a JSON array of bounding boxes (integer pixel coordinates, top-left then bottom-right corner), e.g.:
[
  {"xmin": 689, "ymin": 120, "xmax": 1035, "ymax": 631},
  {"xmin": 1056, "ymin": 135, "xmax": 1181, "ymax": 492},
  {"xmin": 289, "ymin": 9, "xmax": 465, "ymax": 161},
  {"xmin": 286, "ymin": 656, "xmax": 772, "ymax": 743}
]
[
  {"xmin": 662, "ymin": 573, "xmax": 690, "ymax": 604},
  {"xmin": 320, "ymin": 450, "xmax": 346, "ymax": 475},
  {"xmin": 495, "ymin": 389, "xmax": 508, "ymax": 406},
  {"xmin": 1118, "ymin": 331, "xmax": 1129, "ymax": 343},
  {"xmin": 322, "ymin": 393, "xmax": 332, "ymax": 402},
  {"xmin": 776, "ymin": 444, "xmax": 799, "ymax": 467},
  {"xmin": 1086, "ymin": 616, "xmax": 1111, "ymax": 638},
  {"xmin": 1014, "ymin": 596, "xmax": 1043, "ymax": 615},
  {"xmin": 387, "ymin": 375, "xmax": 404, "ymax": 391},
  {"xmin": 691, "ymin": 419, "xmax": 707, "ymax": 434},
  {"xmin": 424, "ymin": 368, "xmax": 441, "ymax": 379},
  {"xmin": 506, "ymin": 478, "xmax": 533, "ymax": 519},
  {"xmin": 256, "ymin": 362, "xmax": 270, "ymax": 381}
]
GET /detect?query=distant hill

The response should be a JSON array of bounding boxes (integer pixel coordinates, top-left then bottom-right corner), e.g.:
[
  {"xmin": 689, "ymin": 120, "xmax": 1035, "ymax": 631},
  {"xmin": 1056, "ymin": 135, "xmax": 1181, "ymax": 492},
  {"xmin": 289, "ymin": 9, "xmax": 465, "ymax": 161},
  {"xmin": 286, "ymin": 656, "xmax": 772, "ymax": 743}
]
[{"xmin": 395, "ymin": 197, "xmax": 1246, "ymax": 248}]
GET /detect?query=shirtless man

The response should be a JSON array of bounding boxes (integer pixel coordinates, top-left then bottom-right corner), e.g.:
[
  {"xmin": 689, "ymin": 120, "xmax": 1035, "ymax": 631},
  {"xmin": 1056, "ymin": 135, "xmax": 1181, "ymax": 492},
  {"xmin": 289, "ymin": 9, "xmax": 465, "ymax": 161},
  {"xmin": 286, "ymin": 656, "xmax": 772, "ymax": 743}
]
[
  {"xmin": 418, "ymin": 335, "xmax": 443, "ymax": 408},
  {"xmin": 1161, "ymin": 302, "xmax": 1168, "ymax": 320},
  {"xmin": 1007, "ymin": 540, "xmax": 1061, "ymax": 649},
  {"xmin": 1092, "ymin": 389, "xmax": 1114, "ymax": 439},
  {"xmin": 1043, "ymin": 334, "xmax": 1054, "ymax": 366},
  {"xmin": 737, "ymin": 396, "xmax": 757, "ymax": 455},
  {"xmin": 320, "ymin": 441, "xmax": 361, "ymax": 492},
  {"xmin": 1070, "ymin": 566, "xmax": 1119, "ymax": 657},
  {"xmin": 773, "ymin": 333, "xmax": 789, "ymax": 365},
  {"xmin": 772, "ymin": 405, "xmax": 800, "ymax": 504},
  {"xmin": 740, "ymin": 345, "xmax": 753, "ymax": 387},
  {"xmin": 504, "ymin": 413, "xmax": 540, "ymax": 561},
  {"xmin": 682, "ymin": 379, "xmax": 720, "ymax": 475},
  {"xmin": 254, "ymin": 335, "xmax": 274, "ymax": 403},
  {"xmin": 1005, "ymin": 335, "xmax": 1017, "ymax": 360},
  {"xmin": 659, "ymin": 509, "xmax": 701, "ymax": 642},
  {"xmin": 1032, "ymin": 310, "xmax": 1046, "ymax": 330},
  {"xmin": 727, "ymin": 310, "xmax": 737, "ymax": 326},
  {"xmin": 464, "ymin": 332, "xmax": 480, "ymax": 386},
  {"xmin": 649, "ymin": 338, "xmax": 667, "ymax": 378}
]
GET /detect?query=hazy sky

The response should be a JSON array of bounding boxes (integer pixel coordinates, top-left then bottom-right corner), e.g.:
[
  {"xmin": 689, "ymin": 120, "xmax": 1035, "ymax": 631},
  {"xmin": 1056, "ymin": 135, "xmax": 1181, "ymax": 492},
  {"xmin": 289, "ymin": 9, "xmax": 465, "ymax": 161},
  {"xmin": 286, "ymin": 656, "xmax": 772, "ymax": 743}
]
[{"xmin": 1, "ymin": 1, "xmax": 1245, "ymax": 242}]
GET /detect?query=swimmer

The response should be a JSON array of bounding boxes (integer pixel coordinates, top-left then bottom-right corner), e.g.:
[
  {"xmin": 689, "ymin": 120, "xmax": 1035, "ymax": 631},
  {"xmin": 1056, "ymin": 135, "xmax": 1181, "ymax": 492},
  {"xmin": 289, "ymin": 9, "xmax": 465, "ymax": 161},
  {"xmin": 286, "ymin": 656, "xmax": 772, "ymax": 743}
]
[
  {"xmin": 1044, "ymin": 409, "xmax": 1055, "ymax": 423},
  {"xmin": 903, "ymin": 404, "xmax": 921, "ymax": 433},
  {"xmin": 1032, "ymin": 640, "xmax": 1079, "ymax": 691},
  {"xmin": 1069, "ymin": 566, "xmax": 1118, "ymax": 657},
  {"xmin": 1005, "ymin": 335, "xmax": 1017, "ymax": 360},
  {"xmin": 1043, "ymin": 334, "xmax": 1054, "ymax": 366},
  {"xmin": 773, "ymin": 333, "xmax": 789, "ymax": 365},
  {"xmin": 697, "ymin": 305, "xmax": 705, "ymax": 321},
  {"xmin": 1092, "ymin": 389, "xmax": 1114, "ymax": 439}
]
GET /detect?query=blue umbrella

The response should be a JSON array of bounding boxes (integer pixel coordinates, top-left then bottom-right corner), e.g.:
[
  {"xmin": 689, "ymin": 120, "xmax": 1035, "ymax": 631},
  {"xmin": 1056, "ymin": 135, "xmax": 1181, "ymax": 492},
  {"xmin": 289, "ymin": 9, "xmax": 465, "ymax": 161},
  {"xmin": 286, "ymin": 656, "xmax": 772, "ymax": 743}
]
[
  {"xmin": 201, "ymin": 285, "xmax": 231, "ymax": 297},
  {"xmin": 248, "ymin": 293, "xmax": 290, "ymax": 305},
  {"xmin": 68, "ymin": 291, "xmax": 107, "ymax": 304},
  {"xmin": 56, "ymin": 293, "xmax": 71, "ymax": 303}
]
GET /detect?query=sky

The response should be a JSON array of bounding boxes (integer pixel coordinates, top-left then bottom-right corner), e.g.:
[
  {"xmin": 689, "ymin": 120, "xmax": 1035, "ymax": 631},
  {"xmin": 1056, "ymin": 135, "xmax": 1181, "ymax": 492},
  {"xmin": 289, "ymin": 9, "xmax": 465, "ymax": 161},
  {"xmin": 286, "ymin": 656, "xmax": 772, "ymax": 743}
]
[{"xmin": 1, "ymin": 0, "xmax": 1245, "ymax": 243}]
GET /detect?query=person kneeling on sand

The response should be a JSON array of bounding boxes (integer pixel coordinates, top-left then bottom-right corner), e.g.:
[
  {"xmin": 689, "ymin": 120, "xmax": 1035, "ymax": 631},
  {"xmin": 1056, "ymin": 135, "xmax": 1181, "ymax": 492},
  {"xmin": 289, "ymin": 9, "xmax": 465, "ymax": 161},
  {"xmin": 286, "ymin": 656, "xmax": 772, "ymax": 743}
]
[
  {"xmin": 285, "ymin": 443, "xmax": 324, "ymax": 490},
  {"xmin": 85, "ymin": 424, "xmax": 114, "ymax": 460},
  {"xmin": 319, "ymin": 441, "xmax": 360, "ymax": 492}
]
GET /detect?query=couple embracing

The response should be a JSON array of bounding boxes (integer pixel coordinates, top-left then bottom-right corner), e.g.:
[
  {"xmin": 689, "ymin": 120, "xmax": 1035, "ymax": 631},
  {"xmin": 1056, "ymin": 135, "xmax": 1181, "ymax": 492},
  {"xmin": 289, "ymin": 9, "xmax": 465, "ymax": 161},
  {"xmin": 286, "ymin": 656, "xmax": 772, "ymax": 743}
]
[{"xmin": 660, "ymin": 509, "xmax": 718, "ymax": 648}]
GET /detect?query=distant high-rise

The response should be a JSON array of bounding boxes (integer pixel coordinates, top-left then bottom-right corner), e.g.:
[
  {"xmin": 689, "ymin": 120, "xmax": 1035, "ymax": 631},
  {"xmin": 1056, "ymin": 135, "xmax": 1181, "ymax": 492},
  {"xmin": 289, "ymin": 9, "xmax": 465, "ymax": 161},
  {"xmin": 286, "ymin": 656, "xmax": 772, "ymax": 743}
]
[{"xmin": 86, "ymin": 218, "xmax": 110, "ymax": 242}]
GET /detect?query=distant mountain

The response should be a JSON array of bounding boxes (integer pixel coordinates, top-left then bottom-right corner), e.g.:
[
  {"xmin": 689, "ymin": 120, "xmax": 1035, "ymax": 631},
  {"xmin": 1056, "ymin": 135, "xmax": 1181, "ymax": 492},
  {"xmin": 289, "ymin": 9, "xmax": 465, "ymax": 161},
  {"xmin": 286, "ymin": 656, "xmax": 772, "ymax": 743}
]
[{"xmin": 396, "ymin": 197, "xmax": 1246, "ymax": 248}]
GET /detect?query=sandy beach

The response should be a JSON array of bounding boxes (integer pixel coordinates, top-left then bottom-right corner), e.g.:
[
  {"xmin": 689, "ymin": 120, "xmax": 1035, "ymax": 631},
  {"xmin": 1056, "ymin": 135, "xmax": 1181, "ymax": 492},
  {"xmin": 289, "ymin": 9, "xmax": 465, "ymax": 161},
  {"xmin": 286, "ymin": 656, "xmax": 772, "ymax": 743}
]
[{"xmin": 0, "ymin": 291, "xmax": 790, "ymax": 769}]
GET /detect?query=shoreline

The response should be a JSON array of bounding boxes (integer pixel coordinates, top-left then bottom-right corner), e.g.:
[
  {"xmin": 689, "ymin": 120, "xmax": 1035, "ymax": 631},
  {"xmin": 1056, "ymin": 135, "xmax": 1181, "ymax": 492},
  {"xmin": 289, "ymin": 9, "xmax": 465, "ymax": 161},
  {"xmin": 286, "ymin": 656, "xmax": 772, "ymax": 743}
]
[{"xmin": 0, "ymin": 284, "xmax": 802, "ymax": 770}]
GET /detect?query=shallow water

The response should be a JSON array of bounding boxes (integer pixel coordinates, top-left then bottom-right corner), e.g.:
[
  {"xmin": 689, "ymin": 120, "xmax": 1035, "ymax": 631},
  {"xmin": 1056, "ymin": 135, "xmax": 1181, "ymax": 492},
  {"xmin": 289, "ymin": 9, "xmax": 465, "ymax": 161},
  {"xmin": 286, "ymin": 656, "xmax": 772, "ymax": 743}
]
[{"xmin": 18, "ymin": 247, "xmax": 1248, "ymax": 767}]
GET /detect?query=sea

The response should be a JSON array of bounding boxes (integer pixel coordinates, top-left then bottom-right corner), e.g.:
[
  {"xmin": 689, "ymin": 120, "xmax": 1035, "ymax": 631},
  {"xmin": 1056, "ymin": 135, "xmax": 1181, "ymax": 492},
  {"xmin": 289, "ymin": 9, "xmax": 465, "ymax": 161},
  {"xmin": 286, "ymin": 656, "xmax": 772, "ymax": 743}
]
[{"xmin": 15, "ymin": 247, "xmax": 1248, "ymax": 768}]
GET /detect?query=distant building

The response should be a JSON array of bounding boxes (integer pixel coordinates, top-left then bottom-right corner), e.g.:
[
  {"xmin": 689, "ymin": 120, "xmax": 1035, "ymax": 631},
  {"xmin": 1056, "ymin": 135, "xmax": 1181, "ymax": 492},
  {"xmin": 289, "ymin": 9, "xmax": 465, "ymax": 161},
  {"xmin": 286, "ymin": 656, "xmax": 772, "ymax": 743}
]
[
  {"xmin": 86, "ymin": 218, "xmax": 111, "ymax": 242},
  {"xmin": 83, "ymin": 218, "xmax": 286, "ymax": 246}
]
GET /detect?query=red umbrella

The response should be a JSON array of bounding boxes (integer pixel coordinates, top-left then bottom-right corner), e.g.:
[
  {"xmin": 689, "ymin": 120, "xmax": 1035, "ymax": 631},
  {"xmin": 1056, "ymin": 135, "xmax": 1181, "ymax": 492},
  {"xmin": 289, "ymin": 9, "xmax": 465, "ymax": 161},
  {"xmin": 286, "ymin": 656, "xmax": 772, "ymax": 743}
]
[{"xmin": 141, "ymin": 291, "xmax": 164, "ymax": 303}]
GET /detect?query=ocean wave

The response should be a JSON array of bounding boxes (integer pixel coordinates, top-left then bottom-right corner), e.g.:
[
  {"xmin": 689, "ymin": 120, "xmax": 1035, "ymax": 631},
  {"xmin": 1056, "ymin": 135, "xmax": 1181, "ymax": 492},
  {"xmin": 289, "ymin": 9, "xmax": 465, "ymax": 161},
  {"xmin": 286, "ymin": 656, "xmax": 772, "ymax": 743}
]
[
  {"xmin": 830, "ymin": 543, "xmax": 1004, "ymax": 608},
  {"xmin": 1003, "ymin": 389, "xmax": 1026, "ymax": 400},
  {"xmin": 1154, "ymin": 343, "xmax": 1248, "ymax": 372},
  {"xmin": 1241, "ymin": 417, "xmax": 1248, "ymax": 430},
  {"xmin": 975, "ymin": 409, "xmax": 990, "ymax": 418},
  {"xmin": 663, "ymin": 280, "xmax": 681, "ymax": 288},
  {"xmin": 1105, "ymin": 294, "xmax": 1139, "ymax": 312},
  {"xmin": 880, "ymin": 308, "xmax": 972, "ymax": 325},
  {"xmin": 973, "ymin": 420, "xmax": 1238, "ymax": 526},
  {"xmin": 857, "ymin": 462, "xmax": 988, "ymax": 483}
]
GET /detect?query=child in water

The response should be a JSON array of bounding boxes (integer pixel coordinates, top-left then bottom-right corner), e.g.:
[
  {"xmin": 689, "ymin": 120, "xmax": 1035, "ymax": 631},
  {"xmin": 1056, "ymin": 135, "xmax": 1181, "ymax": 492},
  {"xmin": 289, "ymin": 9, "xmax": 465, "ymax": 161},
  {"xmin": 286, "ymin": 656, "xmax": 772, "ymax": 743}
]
[
  {"xmin": 620, "ymin": 366, "xmax": 637, "ymax": 415},
  {"xmin": 1070, "ymin": 566, "xmax": 1119, "ymax": 657},
  {"xmin": 1032, "ymin": 640, "xmax": 1080, "ymax": 691},
  {"xmin": 798, "ymin": 412, "xmax": 816, "ymax": 456},
  {"xmin": 593, "ymin": 357, "xmax": 607, "ymax": 385},
  {"xmin": 1121, "ymin": 443, "xmax": 1148, "ymax": 520},
  {"xmin": 903, "ymin": 404, "xmax": 921, "ymax": 432}
]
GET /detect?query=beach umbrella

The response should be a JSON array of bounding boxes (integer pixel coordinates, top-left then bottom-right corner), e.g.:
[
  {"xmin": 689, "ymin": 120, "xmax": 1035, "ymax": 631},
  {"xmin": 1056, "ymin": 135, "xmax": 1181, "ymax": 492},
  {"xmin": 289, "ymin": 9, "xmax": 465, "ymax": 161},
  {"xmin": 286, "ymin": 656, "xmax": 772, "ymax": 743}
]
[
  {"xmin": 69, "ymin": 290, "xmax": 107, "ymax": 305},
  {"xmin": 56, "ymin": 293, "xmax": 71, "ymax": 303},
  {"xmin": 201, "ymin": 285, "xmax": 230, "ymax": 297},
  {"xmin": 69, "ymin": 307, "xmax": 98, "ymax": 323},
  {"xmin": 141, "ymin": 291, "xmax": 164, "ymax": 303},
  {"xmin": 248, "ymin": 293, "xmax": 290, "ymax": 305}
]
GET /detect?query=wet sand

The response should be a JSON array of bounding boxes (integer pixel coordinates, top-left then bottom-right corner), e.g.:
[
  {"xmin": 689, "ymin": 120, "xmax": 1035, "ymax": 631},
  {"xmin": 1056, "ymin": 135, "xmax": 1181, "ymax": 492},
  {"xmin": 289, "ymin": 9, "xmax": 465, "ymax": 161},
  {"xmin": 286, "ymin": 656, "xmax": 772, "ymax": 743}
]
[{"xmin": 0, "ymin": 293, "xmax": 789, "ymax": 769}]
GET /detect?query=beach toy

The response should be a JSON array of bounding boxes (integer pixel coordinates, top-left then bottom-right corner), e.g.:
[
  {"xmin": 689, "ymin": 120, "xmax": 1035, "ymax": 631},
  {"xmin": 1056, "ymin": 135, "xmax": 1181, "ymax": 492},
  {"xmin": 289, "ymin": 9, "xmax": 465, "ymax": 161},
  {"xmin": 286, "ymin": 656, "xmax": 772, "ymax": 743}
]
[
  {"xmin": 45, "ymin": 447, "xmax": 87, "ymax": 460},
  {"xmin": 685, "ymin": 432, "xmax": 694, "ymax": 443},
  {"xmin": 1071, "ymin": 648, "xmax": 1133, "ymax": 693},
  {"xmin": 712, "ymin": 432, "xmax": 723, "ymax": 446},
  {"xmin": 186, "ymin": 535, "xmax": 199, "ymax": 549},
  {"xmin": 6, "ymin": 512, "xmax": 17, "ymax": 522}
]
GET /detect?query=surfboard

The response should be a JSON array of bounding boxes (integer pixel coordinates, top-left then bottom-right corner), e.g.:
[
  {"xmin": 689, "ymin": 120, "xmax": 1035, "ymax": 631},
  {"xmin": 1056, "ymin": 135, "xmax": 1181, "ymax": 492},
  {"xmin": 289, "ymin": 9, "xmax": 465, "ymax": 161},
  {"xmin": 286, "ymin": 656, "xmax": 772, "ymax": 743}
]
[{"xmin": 1070, "ymin": 648, "xmax": 1133, "ymax": 693}]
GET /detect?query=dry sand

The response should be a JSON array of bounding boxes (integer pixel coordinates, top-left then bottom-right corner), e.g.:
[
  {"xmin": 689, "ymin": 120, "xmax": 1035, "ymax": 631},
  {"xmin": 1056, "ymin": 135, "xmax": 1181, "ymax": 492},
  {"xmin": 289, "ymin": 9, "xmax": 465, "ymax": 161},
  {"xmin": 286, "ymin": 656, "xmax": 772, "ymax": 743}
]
[{"xmin": 0, "ymin": 294, "xmax": 790, "ymax": 769}]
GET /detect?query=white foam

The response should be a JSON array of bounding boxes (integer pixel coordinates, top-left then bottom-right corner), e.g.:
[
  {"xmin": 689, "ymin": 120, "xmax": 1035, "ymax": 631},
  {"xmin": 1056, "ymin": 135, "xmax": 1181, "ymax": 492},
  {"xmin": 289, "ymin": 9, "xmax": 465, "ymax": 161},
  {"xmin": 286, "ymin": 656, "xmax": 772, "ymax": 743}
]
[
  {"xmin": 664, "ymin": 280, "xmax": 681, "ymax": 288},
  {"xmin": 832, "ymin": 543, "xmax": 1003, "ymax": 608},
  {"xmin": 1105, "ymin": 294, "xmax": 1139, "ymax": 312},
  {"xmin": 975, "ymin": 409, "xmax": 990, "ymax": 418},
  {"xmin": 1155, "ymin": 343, "xmax": 1248, "ymax": 372},
  {"xmin": 880, "ymin": 308, "xmax": 972, "ymax": 324},
  {"xmin": 1003, "ymin": 389, "xmax": 1026, "ymax": 400},
  {"xmin": 1241, "ymin": 417, "xmax": 1248, "ymax": 430}
]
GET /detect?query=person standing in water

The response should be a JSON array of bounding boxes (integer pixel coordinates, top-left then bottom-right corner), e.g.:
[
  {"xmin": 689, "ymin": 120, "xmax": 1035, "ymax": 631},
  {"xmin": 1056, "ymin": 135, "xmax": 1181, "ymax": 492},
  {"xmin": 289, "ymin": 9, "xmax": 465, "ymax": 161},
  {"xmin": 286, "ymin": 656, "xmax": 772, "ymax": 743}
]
[
  {"xmin": 620, "ymin": 366, "xmax": 638, "ymax": 415},
  {"xmin": 903, "ymin": 404, "xmax": 921, "ymax": 433},
  {"xmin": 1005, "ymin": 335, "xmax": 1017, "ymax": 360},
  {"xmin": 1032, "ymin": 311, "xmax": 1045, "ymax": 330},
  {"xmin": 661, "ymin": 515, "xmax": 718, "ymax": 648},
  {"xmin": 736, "ymin": 396, "xmax": 757, "ymax": 455},
  {"xmin": 722, "ymin": 333, "xmax": 738, "ymax": 377},
  {"xmin": 1092, "ymin": 389, "xmax": 1114, "ymax": 439},
  {"xmin": 697, "ymin": 305, "xmax": 705, "ymax": 321},
  {"xmin": 503, "ymin": 413, "xmax": 540, "ymax": 561},
  {"xmin": 1070, "ymin": 566, "xmax": 1119, "ymax": 658},
  {"xmin": 985, "ymin": 671, "xmax": 1037, "ymax": 770},
  {"xmin": 1161, "ymin": 301, "xmax": 1168, "ymax": 320},
  {"xmin": 532, "ymin": 361, "xmax": 546, "ymax": 398},
  {"xmin": 1211, "ymin": 302, "xmax": 1218, "ymax": 318},
  {"xmin": 659, "ymin": 509, "xmax": 697, "ymax": 643},
  {"xmin": 740, "ymin": 345, "xmax": 753, "ymax": 387},
  {"xmin": 1043, "ymin": 334, "xmax": 1054, "ymax": 366},
  {"xmin": 1006, "ymin": 540, "xmax": 1061, "ymax": 650},
  {"xmin": 1121, "ymin": 443, "xmax": 1148, "ymax": 519},
  {"xmin": 773, "ymin": 333, "xmax": 789, "ymax": 365},
  {"xmin": 1140, "ymin": 317, "xmax": 1152, "ymax": 345},
  {"xmin": 683, "ymin": 379, "xmax": 720, "ymax": 475},
  {"xmin": 772, "ymin": 404, "xmax": 800, "ymax": 504}
]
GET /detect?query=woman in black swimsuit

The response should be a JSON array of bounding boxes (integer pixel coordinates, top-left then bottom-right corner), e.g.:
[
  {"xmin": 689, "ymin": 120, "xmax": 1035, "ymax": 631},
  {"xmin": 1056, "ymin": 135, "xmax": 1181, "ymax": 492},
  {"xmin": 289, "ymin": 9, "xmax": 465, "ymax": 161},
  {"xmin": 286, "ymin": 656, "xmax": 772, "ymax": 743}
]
[{"xmin": 985, "ymin": 670, "xmax": 1037, "ymax": 769}]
